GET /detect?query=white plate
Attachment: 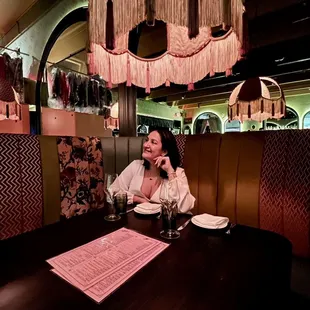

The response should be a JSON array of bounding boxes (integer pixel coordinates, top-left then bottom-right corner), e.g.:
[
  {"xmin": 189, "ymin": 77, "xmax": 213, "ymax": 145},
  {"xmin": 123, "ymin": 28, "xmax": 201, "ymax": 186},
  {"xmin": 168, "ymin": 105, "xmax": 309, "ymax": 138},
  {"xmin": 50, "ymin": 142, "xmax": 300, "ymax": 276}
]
[
  {"xmin": 134, "ymin": 206, "xmax": 161, "ymax": 215},
  {"xmin": 191, "ymin": 216, "xmax": 229, "ymax": 229}
]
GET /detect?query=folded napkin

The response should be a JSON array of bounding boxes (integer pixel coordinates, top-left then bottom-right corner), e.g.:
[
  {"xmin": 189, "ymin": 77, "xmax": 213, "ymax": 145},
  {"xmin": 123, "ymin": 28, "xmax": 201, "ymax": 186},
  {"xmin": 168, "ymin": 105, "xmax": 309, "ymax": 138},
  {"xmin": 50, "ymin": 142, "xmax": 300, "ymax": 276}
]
[
  {"xmin": 136, "ymin": 203, "xmax": 161, "ymax": 211},
  {"xmin": 192, "ymin": 213, "xmax": 229, "ymax": 229}
]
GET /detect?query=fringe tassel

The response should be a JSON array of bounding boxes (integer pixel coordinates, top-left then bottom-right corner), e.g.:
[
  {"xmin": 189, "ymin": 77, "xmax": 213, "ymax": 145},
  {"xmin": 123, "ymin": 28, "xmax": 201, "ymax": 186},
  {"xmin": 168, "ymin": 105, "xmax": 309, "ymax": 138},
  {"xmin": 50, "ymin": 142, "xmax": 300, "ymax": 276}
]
[
  {"xmin": 146, "ymin": 63, "xmax": 151, "ymax": 93},
  {"xmin": 280, "ymin": 100, "xmax": 284, "ymax": 114},
  {"xmin": 6, "ymin": 104, "xmax": 9, "ymax": 119},
  {"xmin": 89, "ymin": 29, "xmax": 240, "ymax": 89},
  {"xmin": 241, "ymin": 10, "xmax": 249, "ymax": 55},
  {"xmin": 261, "ymin": 99, "xmax": 264, "ymax": 113},
  {"xmin": 126, "ymin": 55, "xmax": 131, "ymax": 86},
  {"xmin": 272, "ymin": 102, "xmax": 275, "ymax": 117},
  {"xmin": 248, "ymin": 104, "xmax": 251, "ymax": 119},
  {"xmin": 188, "ymin": 83, "xmax": 194, "ymax": 91},
  {"xmin": 236, "ymin": 103, "xmax": 239, "ymax": 116},
  {"xmin": 145, "ymin": 0, "xmax": 156, "ymax": 26},
  {"xmin": 165, "ymin": 80, "xmax": 170, "ymax": 87},
  {"xmin": 108, "ymin": 57, "xmax": 112, "ymax": 89},
  {"xmin": 106, "ymin": 0, "xmax": 115, "ymax": 50},
  {"xmin": 188, "ymin": 0, "xmax": 199, "ymax": 39},
  {"xmin": 226, "ymin": 68, "xmax": 232, "ymax": 76}
]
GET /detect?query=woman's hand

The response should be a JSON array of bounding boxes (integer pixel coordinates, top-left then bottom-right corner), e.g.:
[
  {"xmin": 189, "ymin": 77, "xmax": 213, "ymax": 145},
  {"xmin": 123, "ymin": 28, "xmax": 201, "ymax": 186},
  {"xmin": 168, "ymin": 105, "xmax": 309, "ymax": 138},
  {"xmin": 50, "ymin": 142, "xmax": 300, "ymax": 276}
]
[
  {"xmin": 133, "ymin": 195, "xmax": 149, "ymax": 204},
  {"xmin": 154, "ymin": 156, "xmax": 175, "ymax": 174}
]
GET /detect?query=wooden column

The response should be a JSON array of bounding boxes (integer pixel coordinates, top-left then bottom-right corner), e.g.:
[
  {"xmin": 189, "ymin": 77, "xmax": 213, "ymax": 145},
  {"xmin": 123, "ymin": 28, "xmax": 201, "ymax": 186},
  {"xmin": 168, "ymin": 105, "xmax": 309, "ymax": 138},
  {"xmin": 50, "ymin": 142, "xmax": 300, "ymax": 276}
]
[{"xmin": 118, "ymin": 83, "xmax": 137, "ymax": 137}]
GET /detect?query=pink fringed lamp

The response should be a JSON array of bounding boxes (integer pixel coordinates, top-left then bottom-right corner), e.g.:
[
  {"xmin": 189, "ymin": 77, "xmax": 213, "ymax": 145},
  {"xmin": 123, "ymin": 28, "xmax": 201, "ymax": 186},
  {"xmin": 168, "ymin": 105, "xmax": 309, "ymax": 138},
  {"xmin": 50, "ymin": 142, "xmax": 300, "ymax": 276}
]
[
  {"xmin": 88, "ymin": 0, "xmax": 246, "ymax": 93},
  {"xmin": 228, "ymin": 77, "xmax": 286, "ymax": 123}
]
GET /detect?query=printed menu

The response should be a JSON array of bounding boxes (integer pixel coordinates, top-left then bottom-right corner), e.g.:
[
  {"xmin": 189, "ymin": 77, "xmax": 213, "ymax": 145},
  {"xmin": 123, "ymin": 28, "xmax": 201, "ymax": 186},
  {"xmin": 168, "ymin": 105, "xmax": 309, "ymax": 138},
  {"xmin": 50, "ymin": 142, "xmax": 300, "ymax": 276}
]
[{"xmin": 47, "ymin": 228, "xmax": 169, "ymax": 303}]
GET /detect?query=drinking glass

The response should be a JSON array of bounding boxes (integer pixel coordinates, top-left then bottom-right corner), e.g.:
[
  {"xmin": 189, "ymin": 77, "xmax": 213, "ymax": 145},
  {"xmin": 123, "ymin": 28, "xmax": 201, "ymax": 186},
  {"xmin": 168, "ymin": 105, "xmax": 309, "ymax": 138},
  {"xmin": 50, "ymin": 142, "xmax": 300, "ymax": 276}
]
[
  {"xmin": 115, "ymin": 192, "xmax": 128, "ymax": 214},
  {"xmin": 159, "ymin": 180, "xmax": 180, "ymax": 240},
  {"xmin": 104, "ymin": 173, "xmax": 121, "ymax": 222}
]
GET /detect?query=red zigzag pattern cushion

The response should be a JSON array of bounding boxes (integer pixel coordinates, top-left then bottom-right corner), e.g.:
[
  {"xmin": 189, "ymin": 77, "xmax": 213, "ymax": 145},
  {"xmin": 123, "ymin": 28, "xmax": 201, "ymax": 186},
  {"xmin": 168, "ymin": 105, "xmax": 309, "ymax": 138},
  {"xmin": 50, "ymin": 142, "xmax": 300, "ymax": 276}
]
[
  {"xmin": 0, "ymin": 134, "xmax": 43, "ymax": 239},
  {"xmin": 175, "ymin": 135, "xmax": 187, "ymax": 168}
]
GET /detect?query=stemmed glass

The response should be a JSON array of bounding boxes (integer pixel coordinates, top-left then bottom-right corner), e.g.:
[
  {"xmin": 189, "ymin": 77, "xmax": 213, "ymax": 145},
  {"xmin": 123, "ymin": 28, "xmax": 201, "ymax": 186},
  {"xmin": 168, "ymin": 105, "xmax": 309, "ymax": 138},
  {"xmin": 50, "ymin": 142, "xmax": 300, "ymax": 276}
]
[
  {"xmin": 104, "ymin": 173, "xmax": 121, "ymax": 222},
  {"xmin": 159, "ymin": 180, "xmax": 180, "ymax": 240}
]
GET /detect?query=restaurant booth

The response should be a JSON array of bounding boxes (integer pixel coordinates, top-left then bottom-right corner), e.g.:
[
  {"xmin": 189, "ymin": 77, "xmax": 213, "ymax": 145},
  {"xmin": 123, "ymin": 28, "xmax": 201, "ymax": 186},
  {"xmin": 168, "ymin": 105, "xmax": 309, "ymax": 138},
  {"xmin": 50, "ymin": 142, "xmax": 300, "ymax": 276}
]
[{"xmin": 0, "ymin": 0, "xmax": 309, "ymax": 309}]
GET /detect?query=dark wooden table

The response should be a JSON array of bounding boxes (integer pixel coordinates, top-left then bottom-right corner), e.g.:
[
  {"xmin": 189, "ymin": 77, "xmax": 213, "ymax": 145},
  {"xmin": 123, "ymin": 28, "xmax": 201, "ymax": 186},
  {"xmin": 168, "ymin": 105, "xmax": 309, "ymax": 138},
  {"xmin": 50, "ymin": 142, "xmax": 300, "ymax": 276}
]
[{"xmin": 0, "ymin": 209, "xmax": 292, "ymax": 310}]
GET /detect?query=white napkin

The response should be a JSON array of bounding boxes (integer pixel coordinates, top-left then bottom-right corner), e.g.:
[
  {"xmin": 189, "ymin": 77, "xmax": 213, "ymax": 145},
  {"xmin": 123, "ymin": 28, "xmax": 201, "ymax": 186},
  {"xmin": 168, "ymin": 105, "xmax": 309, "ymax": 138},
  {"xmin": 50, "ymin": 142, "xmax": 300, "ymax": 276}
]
[
  {"xmin": 135, "ymin": 203, "xmax": 161, "ymax": 214},
  {"xmin": 136, "ymin": 203, "xmax": 161, "ymax": 211},
  {"xmin": 192, "ymin": 213, "xmax": 229, "ymax": 229}
]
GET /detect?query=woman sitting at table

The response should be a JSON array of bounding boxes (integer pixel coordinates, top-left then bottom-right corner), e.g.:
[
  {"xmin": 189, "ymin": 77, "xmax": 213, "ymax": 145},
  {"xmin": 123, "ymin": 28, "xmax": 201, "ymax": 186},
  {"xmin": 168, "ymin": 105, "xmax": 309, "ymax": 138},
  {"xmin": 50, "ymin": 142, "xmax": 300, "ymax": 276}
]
[{"xmin": 110, "ymin": 129, "xmax": 195, "ymax": 213}]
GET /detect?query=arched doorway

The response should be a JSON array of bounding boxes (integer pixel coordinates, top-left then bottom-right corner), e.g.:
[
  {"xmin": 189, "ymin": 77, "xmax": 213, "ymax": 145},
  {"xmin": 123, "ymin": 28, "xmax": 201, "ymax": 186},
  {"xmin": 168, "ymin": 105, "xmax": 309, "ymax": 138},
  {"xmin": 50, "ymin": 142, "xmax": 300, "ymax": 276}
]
[
  {"xmin": 35, "ymin": 7, "xmax": 88, "ymax": 134},
  {"xmin": 194, "ymin": 112, "xmax": 222, "ymax": 134}
]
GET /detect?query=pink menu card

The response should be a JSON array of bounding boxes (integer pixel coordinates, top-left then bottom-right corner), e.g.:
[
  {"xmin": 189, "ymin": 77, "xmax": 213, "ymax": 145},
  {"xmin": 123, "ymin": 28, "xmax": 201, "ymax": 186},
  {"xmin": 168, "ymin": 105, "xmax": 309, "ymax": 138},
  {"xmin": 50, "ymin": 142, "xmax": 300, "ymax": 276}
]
[{"xmin": 47, "ymin": 228, "xmax": 169, "ymax": 303}]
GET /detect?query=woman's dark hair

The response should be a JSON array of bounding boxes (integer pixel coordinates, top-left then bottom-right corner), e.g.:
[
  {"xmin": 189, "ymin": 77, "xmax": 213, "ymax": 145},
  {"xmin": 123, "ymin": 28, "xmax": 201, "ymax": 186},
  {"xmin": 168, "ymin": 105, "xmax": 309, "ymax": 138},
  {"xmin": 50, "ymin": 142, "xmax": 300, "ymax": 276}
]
[{"xmin": 143, "ymin": 128, "xmax": 180, "ymax": 179}]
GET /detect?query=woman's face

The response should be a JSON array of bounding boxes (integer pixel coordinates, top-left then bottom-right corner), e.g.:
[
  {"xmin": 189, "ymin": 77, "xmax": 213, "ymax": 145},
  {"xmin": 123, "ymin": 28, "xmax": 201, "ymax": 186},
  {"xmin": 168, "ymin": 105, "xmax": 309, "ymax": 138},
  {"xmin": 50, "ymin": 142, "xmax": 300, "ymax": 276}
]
[{"xmin": 142, "ymin": 131, "xmax": 166, "ymax": 163}]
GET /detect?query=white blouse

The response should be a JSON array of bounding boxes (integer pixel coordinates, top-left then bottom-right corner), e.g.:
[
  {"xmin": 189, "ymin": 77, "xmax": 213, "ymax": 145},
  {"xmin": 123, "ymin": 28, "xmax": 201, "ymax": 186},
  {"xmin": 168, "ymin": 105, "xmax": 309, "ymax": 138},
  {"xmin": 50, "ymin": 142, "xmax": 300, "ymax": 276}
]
[{"xmin": 110, "ymin": 160, "xmax": 195, "ymax": 214}]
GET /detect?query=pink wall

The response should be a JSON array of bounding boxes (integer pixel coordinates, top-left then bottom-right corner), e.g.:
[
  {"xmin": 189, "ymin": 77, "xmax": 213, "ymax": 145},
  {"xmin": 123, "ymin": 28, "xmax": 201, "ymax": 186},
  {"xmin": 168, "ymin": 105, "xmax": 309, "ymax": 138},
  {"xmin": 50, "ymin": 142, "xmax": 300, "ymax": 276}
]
[
  {"xmin": 41, "ymin": 107, "xmax": 76, "ymax": 136},
  {"xmin": 41, "ymin": 107, "xmax": 110, "ymax": 137}
]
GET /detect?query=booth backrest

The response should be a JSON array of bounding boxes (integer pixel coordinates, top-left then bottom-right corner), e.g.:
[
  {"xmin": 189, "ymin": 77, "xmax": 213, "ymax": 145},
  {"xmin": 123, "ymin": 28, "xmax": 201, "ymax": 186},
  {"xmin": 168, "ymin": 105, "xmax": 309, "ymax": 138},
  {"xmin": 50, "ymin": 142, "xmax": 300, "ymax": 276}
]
[
  {"xmin": 100, "ymin": 137, "xmax": 144, "ymax": 175},
  {"xmin": 0, "ymin": 132, "xmax": 309, "ymax": 257},
  {"xmin": 183, "ymin": 131, "xmax": 310, "ymax": 257}
]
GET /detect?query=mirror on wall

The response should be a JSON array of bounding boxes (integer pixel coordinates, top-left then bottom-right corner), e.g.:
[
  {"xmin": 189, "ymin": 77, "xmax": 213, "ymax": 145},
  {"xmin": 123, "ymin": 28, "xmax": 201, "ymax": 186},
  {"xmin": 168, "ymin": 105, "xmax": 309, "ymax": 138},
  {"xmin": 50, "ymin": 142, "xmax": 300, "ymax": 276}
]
[{"xmin": 194, "ymin": 112, "xmax": 222, "ymax": 134}]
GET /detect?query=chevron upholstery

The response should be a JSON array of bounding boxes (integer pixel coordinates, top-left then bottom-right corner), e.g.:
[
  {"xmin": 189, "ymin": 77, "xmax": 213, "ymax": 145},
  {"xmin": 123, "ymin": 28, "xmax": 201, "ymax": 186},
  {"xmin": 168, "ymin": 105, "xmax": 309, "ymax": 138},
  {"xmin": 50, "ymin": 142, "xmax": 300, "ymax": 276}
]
[
  {"xmin": 175, "ymin": 135, "xmax": 187, "ymax": 167},
  {"xmin": 0, "ymin": 134, "xmax": 43, "ymax": 240}
]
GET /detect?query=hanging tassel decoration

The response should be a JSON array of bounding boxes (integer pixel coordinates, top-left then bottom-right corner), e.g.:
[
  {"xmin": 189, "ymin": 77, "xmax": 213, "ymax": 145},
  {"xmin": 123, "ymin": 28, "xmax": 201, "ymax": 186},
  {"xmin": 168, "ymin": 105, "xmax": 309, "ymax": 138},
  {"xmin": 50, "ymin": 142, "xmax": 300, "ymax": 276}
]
[
  {"xmin": 5, "ymin": 104, "xmax": 9, "ymax": 119},
  {"xmin": 236, "ymin": 103, "xmax": 240, "ymax": 116},
  {"xmin": 106, "ymin": 0, "xmax": 115, "ymax": 50},
  {"xmin": 107, "ymin": 57, "xmax": 112, "ymax": 89},
  {"xmin": 165, "ymin": 80, "xmax": 170, "ymax": 87},
  {"xmin": 261, "ymin": 99, "xmax": 264, "ymax": 113},
  {"xmin": 145, "ymin": 0, "xmax": 156, "ymax": 26},
  {"xmin": 248, "ymin": 104, "xmax": 251, "ymax": 119},
  {"xmin": 280, "ymin": 100, "xmax": 284, "ymax": 114},
  {"xmin": 146, "ymin": 63, "xmax": 151, "ymax": 94},
  {"xmin": 272, "ymin": 102, "xmax": 275, "ymax": 117},
  {"xmin": 241, "ymin": 9, "xmax": 249, "ymax": 56},
  {"xmin": 188, "ymin": 0, "xmax": 199, "ymax": 39},
  {"xmin": 188, "ymin": 83, "xmax": 194, "ymax": 91},
  {"xmin": 126, "ymin": 54, "xmax": 132, "ymax": 86}
]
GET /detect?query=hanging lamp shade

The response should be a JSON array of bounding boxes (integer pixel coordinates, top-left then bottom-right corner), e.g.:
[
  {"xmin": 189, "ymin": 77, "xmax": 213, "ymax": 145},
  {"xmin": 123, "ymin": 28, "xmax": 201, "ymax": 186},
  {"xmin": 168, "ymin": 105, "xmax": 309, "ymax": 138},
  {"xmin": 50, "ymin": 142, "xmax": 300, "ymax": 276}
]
[
  {"xmin": 0, "ymin": 78, "xmax": 21, "ymax": 121},
  {"xmin": 88, "ymin": 0, "xmax": 246, "ymax": 93},
  {"xmin": 228, "ymin": 77, "xmax": 286, "ymax": 123}
]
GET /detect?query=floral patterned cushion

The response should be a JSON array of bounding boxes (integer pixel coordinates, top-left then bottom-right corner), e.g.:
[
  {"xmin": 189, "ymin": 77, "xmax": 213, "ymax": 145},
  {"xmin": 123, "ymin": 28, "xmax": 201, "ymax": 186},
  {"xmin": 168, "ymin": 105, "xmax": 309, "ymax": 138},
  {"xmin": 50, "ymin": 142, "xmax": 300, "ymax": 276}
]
[{"xmin": 57, "ymin": 136, "xmax": 104, "ymax": 218}]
